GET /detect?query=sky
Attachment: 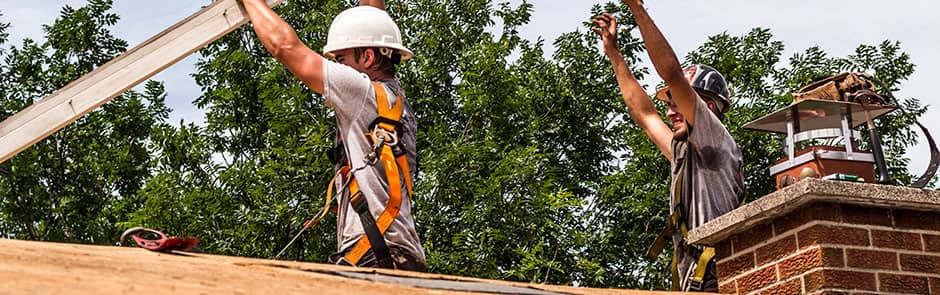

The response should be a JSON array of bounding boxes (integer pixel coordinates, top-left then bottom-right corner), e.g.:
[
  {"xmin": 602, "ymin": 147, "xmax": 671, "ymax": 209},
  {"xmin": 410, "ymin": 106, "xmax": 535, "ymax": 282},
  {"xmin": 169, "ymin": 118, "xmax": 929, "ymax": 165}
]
[{"xmin": 1, "ymin": 0, "xmax": 938, "ymax": 178}]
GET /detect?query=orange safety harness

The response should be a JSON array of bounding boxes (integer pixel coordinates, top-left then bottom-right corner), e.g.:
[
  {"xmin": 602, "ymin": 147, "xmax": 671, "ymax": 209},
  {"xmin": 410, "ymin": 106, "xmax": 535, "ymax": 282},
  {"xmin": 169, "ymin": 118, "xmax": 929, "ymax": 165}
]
[
  {"xmin": 273, "ymin": 82, "xmax": 414, "ymax": 266},
  {"xmin": 340, "ymin": 81, "xmax": 414, "ymax": 266}
]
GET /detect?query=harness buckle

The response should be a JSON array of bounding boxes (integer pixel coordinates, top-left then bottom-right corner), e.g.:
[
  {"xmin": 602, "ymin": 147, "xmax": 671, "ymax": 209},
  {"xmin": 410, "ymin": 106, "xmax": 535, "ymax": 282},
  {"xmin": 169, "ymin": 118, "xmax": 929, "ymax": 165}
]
[
  {"xmin": 365, "ymin": 126, "xmax": 399, "ymax": 165},
  {"xmin": 334, "ymin": 256, "xmax": 356, "ymax": 267},
  {"xmin": 684, "ymin": 246, "xmax": 716, "ymax": 291},
  {"xmin": 685, "ymin": 278, "xmax": 704, "ymax": 291},
  {"xmin": 370, "ymin": 125, "xmax": 399, "ymax": 147}
]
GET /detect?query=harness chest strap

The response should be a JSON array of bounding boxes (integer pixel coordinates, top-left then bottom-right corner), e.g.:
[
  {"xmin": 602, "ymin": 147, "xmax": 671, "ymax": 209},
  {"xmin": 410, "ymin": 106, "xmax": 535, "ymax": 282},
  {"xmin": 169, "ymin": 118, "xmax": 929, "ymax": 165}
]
[
  {"xmin": 371, "ymin": 81, "xmax": 412, "ymax": 197},
  {"xmin": 365, "ymin": 81, "xmax": 413, "ymax": 198},
  {"xmin": 343, "ymin": 82, "xmax": 413, "ymax": 265}
]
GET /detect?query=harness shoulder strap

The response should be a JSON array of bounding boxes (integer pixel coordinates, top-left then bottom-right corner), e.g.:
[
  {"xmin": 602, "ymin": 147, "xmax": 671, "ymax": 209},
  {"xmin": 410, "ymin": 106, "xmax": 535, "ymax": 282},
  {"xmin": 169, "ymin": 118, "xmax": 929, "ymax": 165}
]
[
  {"xmin": 375, "ymin": 82, "xmax": 403, "ymax": 122},
  {"xmin": 371, "ymin": 81, "xmax": 413, "ymax": 197},
  {"xmin": 373, "ymin": 82, "xmax": 413, "ymax": 197}
]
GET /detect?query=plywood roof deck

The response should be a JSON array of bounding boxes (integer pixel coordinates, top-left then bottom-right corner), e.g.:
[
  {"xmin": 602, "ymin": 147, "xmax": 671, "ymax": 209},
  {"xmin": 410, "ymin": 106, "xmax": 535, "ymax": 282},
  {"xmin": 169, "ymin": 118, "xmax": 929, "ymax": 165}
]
[{"xmin": 0, "ymin": 238, "xmax": 698, "ymax": 294}]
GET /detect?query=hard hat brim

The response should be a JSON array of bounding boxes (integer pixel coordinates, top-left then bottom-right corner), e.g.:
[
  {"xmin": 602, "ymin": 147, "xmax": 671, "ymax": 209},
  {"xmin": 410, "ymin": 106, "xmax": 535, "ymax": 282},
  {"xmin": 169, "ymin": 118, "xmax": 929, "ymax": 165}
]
[
  {"xmin": 323, "ymin": 43, "xmax": 414, "ymax": 61},
  {"xmin": 653, "ymin": 86, "xmax": 733, "ymax": 113},
  {"xmin": 654, "ymin": 86, "xmax": 670, "ymax": 102}
]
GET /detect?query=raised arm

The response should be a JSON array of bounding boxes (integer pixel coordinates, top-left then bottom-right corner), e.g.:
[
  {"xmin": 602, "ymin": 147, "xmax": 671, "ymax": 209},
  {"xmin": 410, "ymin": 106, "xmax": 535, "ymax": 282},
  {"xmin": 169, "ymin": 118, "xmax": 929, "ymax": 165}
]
[
  {"xmin": 623, "ymin": 0, "xmax": 698, "ymax": 126},
  {"xmin": 240, "ymin": 0, "xmax": 325, "ymax": 93},
  {"xmin": 594, "ymin": 13, "xmax": 674, "ymax": 159},
  {"xmin": 360, "ymin": 0, "xmax": 386, "ymax": 10}
]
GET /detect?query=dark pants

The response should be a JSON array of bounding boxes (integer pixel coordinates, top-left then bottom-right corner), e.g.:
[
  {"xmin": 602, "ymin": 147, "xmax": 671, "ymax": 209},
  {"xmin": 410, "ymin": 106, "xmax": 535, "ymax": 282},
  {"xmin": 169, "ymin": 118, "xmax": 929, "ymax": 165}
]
[{"xmin": 329, "ymin": 245, "xmax": 427, "ymax": 272}]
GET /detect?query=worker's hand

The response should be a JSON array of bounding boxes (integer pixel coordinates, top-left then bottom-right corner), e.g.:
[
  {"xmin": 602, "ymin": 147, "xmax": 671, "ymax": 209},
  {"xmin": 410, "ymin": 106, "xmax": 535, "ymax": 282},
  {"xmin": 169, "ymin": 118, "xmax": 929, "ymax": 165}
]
[{"xmin": 592, "ymin": 13, "xmax": 619, "ymax": 51}]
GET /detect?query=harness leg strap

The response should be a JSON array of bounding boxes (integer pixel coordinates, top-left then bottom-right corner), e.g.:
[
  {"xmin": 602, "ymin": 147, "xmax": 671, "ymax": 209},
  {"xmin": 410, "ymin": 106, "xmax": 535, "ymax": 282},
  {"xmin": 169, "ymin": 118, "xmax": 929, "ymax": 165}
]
[
  {"xmin": 349, "ymin": 191, "xmax": 394, "ymax": 269},
  {"xmin": 343, "ymin": 145, "xmax": 404, "ymax": 267},
  {"xmin": 646, "ymin": 225, "xmax": 672, "ymax": 261},
  {"xmin": 685, "ymin": 246, "xmax": 716, "ymax": 291}
]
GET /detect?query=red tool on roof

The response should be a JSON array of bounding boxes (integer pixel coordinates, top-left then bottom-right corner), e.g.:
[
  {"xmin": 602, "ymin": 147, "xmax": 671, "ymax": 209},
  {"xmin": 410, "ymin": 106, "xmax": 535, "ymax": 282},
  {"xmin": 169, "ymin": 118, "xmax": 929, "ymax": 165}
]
[{"xmin": 119, "ymin": 227, "xmax": 201, "ymax": 252}]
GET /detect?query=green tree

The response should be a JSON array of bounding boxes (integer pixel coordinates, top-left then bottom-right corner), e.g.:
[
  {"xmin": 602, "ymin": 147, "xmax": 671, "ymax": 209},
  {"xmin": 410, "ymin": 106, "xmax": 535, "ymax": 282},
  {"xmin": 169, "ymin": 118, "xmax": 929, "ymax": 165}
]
[
  {"xmin": 128, "ymin": 0, "xmax": 344, "ymax": 258},
  {"xmin": 129, "ymin": 0, "xmax": 932, "ymax": 289},
  {"xmin": 0, "ymin": 0, "xmax": 931, "ymax": 291},
  {"xmin": 408, "ymin": 1, "xmax": 634, "ymax": 283},
  {"xmin": 0, "ymin": 0, "xmax": 171, "ymax": 243},
  {"xmin": 585, "ymin": 22, "xmax": 929, "ymax": 290}
]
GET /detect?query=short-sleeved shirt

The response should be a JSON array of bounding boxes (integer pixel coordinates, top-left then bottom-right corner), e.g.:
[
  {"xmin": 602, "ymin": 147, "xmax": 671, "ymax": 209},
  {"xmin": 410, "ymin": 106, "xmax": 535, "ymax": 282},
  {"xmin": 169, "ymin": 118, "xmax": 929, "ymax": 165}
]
[
  {"xmin": 670, "ymin": 96, "xmax": 744, "ymax": 285},
  {"xmin": 323, "ymin": 60, "xmax": 425, "ymax": 264}
]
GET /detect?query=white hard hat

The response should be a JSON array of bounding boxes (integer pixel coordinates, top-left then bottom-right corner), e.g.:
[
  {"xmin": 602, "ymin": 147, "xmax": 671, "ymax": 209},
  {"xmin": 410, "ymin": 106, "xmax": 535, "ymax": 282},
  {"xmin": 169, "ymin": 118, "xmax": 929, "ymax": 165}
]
[{"xmin": 323, "ymin": 6, "xmax": 414, "ymax": 60}]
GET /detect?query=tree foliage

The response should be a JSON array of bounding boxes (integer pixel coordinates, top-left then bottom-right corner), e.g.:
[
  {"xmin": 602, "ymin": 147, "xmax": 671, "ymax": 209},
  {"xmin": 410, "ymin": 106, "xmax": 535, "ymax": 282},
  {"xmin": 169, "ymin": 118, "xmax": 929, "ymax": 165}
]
[
  {"xmin": 0, "ymin": 0, "xmax": 932, "ymax": 290},
  {"xmin": 0, "ymin": 0, "xmax": 170, "ymax": 243}
]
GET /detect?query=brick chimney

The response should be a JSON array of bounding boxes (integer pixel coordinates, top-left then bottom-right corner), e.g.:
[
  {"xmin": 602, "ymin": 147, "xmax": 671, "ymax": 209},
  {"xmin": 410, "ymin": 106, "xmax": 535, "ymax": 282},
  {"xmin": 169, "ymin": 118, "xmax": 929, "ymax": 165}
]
[{"xmin": 687, "ymin": 179, "xmax": 940, "ymax": 294}]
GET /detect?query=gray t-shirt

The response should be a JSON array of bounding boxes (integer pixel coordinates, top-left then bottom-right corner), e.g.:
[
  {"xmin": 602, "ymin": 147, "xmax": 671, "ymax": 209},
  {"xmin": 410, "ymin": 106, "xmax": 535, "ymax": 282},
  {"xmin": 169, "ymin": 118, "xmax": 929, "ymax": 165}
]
[
  {"xmin": 323, "ymin": 60, "xmax": 425, "ymax": 263},
  {"xmin": 670, "ymin": 97, "xmax": 744, "ymax": 286}
]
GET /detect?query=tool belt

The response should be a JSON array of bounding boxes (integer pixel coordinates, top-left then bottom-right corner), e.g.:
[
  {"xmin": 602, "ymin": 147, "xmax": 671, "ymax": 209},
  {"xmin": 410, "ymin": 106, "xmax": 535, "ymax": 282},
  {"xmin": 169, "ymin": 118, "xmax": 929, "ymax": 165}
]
[
  {"xmin": 792, "ymin": 72, "xmax": 888, "ymax": 105},
  {"xmin": 327, "ymin": 141, "xmax": 347, "ymax": 166},
  {"xmin": 793, "ymin": 72, "xmax": 938, "ymax": 188}
]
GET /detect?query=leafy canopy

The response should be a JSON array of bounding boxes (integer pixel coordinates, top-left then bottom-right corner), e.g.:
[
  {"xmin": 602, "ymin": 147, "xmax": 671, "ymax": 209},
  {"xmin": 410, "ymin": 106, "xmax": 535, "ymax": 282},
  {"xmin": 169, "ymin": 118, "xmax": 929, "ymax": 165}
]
[{"xmin": 0, "ymin": 0, "xmax": 931, "ymax": 290}]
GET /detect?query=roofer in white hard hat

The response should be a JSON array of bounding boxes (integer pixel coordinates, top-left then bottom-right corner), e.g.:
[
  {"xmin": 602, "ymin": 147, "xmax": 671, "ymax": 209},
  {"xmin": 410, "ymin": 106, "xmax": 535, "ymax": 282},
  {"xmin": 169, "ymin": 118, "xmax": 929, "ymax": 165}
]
[{"xmin": 240, "ymin": 0, "xmax": 425, "ymax": 271}]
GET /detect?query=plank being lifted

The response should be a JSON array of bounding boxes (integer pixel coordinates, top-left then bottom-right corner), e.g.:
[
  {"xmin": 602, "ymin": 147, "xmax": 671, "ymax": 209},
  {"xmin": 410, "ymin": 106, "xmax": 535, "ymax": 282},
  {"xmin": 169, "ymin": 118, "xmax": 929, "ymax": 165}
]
[{"xmin": 0, "ymin": 0, "xmax": 283, "ymax": 163}]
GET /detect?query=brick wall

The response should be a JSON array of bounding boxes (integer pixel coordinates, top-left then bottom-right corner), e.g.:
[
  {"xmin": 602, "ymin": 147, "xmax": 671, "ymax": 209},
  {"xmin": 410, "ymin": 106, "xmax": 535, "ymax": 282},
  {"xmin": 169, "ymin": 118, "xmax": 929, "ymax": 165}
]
[{"xmin": 714, "ymin": 202, "xmax": 940, "ymax": 294}]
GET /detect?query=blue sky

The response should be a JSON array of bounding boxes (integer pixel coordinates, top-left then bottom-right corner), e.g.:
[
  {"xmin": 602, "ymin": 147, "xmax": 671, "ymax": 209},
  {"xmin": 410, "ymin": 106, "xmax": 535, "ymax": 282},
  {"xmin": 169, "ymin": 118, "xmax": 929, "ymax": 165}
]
[{"xmin": 2, "ymin": 0, "xmax": 938, "ymax": 178}]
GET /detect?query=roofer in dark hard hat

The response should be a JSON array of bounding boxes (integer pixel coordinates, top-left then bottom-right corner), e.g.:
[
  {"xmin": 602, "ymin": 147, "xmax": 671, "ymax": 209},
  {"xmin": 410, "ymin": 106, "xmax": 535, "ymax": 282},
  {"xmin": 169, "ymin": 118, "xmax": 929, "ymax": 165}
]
[
  {"xmin": 593, "ymin": 0, "xmax": 745, "ymax": 291},
  {"xmin": 240, "ymin": 0, "xmax": 426, "ymax": 271}
]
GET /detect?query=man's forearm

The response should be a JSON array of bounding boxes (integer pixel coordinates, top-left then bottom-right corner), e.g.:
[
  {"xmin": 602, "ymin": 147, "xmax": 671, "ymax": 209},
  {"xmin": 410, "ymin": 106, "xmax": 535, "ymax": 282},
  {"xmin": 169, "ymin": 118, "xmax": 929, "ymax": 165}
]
[
  {"xmin": 241, "ymin": 0, "xmax": 303, "ymax": 59},
  {"xmin": 625, "ymin": 1, "xmax": 698, "ymax": 125},
  {"xmin": 360, "ymin": 0, "xmax": 386, "ymax": 10},
  {"xmin": 605, "ymin": 48, "xmax": 659, "ymax": 123},
  {"xmin": 606, "ymin": 49, "xmax": 642, "ymax": 106},
  {"xmin": 604, "ymin": 47, "xmax": 674, "ymax": 158},
  {"xmin": 624, "ymin": 2, "xmax": 684, "ymax": 84}
]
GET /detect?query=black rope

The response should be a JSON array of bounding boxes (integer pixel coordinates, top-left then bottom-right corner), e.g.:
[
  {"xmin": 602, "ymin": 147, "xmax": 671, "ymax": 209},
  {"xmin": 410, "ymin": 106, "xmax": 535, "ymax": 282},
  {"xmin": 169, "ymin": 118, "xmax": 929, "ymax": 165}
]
[{"xmin": 867, "ymin": 75, "xmax": 939, "ymax": 188}]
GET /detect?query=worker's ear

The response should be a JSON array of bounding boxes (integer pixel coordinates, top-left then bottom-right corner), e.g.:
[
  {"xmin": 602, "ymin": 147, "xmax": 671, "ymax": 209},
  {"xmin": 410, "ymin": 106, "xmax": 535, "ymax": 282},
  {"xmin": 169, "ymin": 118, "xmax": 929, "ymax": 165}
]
[
  {"xmin": 703, "ymin": 98, "xmax": 726, "ymax": 121},
  {"xmin": 361, "ymin": 48, "xmax": 377, "ymax": 68},
  {"xmin": 705, "ymin": 99, "xmax": 718, "ymax": 114}
]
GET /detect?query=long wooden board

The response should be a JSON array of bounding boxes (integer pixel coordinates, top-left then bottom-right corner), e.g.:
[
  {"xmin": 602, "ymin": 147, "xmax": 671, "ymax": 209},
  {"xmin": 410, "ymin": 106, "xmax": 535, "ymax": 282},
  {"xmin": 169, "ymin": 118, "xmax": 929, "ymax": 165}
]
[{"xmin": 0, "ymin": 0, "xmax": 283, "ymax": 163}]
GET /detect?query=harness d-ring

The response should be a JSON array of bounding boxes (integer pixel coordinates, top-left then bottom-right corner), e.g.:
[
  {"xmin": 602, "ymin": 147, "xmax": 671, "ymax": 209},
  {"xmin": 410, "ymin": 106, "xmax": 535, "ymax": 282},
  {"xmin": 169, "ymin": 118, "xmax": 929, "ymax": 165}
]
[{"xmin": 370, "ymin": 125, "xmax": 399, "ymax": 147}]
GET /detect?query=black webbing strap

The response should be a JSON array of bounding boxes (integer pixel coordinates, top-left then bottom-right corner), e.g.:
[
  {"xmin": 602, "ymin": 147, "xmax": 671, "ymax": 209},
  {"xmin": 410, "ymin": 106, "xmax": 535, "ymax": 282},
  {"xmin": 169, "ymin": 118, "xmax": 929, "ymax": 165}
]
[
  {"xmin": 911, "ymin": 120, "xmax": 939, "ymax": 188},
  {"xmin": 868, "ymin": 76, "xmax": 939, "ymax": 188},
  {"xmin": 350, "ymin": 192, "xmax": 394, "ymax": 269},
  {"xmin": 646, "ymin": 223, "xmax": 672, "ymax": 261}
]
